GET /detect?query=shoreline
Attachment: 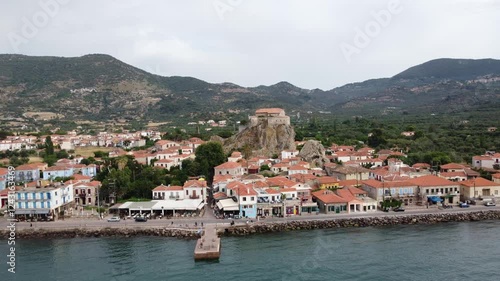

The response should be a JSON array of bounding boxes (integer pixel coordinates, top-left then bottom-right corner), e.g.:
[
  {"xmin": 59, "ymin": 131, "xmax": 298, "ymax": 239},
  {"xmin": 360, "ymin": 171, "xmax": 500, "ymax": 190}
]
[{"xmin": 2, "ymin": 210, "xmax": 500, "ymax": 240}]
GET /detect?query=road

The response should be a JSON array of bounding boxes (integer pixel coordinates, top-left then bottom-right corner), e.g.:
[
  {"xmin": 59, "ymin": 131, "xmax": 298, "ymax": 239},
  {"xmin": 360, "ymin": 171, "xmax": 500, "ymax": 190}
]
[{"xmin": 2, "ymin": 204, "xmax": 499, "ymax": 231}]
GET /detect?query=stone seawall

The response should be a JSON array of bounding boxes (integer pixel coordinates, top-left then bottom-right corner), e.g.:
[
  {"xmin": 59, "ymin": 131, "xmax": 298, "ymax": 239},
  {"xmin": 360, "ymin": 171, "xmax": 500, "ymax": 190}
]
[
  {"xmin": 1, "ymin": 227, "xmax": 201, "ymax": 240},
  {"xmin": 222, "ymin": 211, "xmax": 500, "ymax": 236},
  {"xmin": 2, "ymin": 211, "xmax": 500, "ymax": 240}
]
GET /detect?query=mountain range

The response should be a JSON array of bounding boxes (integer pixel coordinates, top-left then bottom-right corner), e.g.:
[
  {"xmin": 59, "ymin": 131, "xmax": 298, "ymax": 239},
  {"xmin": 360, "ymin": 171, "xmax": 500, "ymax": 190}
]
[{"xmin": 1, "ymin": 54, "xmax": 499, "ymax": 123}]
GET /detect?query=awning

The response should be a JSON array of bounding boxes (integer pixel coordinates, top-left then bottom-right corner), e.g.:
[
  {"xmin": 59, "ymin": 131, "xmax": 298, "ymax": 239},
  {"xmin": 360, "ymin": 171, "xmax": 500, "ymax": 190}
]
[
  {"xmin": 428, "ymin": 196, "xmax": 443, "ymax": 203},
  {"xmin": 217, "ymin": 198, "xmax": 239, "ymax": 211},
  {"xmin": 151, "ymin": 199, "xmax": 204, "ymax": 211},
  {"xmin": 15, "ymin": 209, "xmax": 50, "ymax": 215}
]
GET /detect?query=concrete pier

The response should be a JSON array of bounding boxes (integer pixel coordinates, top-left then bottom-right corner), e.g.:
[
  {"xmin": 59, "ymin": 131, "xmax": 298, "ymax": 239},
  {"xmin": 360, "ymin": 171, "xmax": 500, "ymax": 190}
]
[{"xmin": 194, "ymin": 225, "xmax": 221, "ymax": 260}]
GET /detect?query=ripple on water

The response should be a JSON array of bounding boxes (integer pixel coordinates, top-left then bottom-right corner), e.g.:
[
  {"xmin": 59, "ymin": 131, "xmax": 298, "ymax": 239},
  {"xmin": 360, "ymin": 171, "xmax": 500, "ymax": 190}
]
[{"xmin": 3, "ymin": 221, "xmax": 500, "ymax": 281}]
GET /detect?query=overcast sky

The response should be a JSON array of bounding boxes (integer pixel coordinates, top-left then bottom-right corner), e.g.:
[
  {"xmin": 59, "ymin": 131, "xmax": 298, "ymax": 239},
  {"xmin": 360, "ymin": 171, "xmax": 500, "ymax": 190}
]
[{"xmin": 1, "ymin": 0, "xmax": 499, "ymax": 90}]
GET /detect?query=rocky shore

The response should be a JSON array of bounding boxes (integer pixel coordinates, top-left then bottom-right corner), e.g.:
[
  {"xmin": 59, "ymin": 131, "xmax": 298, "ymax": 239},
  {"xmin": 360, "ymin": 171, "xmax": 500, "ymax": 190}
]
[
  {"xmin": 223, "ymin": 211, "xmax": 500, "ymax": 236},
  {"xmin": 3, "ymin": 227, "xmax": 201, "ymax": 240},
  {"xmin": 2, "ymin": 211, "xmax": 500, "ymax": 240}
]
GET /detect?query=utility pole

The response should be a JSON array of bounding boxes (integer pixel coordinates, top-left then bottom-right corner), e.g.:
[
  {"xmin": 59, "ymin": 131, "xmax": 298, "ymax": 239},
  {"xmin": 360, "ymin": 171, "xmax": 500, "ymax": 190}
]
[{"xmin": 97, "ymin": 183, "xmax": 101, "ymax": 220}]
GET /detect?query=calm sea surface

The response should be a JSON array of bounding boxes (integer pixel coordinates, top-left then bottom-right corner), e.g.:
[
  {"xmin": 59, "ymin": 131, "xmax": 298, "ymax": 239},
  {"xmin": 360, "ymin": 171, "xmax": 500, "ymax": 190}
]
[{"xmin": 2, "ymin": 221, "xmax": 500, "ymax": 281}]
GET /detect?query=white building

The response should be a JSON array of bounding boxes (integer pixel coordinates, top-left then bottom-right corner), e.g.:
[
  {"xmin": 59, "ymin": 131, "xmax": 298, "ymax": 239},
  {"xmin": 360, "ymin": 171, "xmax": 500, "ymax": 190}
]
[
  {"xmin": 14, "ymin": 183, "xmax": 74, "ymax": 220},
  {"xmin": 281, "ymin": 149, "xmax": 299, "ymax": 160}
]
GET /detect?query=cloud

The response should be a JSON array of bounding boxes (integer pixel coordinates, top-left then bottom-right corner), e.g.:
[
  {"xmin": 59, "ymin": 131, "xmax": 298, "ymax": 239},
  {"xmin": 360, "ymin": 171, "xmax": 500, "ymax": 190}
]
[{"xmin": 0, "ymin": 0, "xmax": 498, "ymax": 90}]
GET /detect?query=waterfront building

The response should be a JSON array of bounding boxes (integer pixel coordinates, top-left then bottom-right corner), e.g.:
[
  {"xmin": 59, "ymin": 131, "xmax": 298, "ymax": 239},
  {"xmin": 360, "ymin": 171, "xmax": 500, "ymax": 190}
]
[
  {"xmin": 14, "ymin": 182, "xmax": 74, "ymax": 220},
  {"xmin": 73, "ymin": 181, "xmax": 101, "ymax": 206},
  {"xmin": 409, "ymin": 175, "xmax": 460, "ymax": 205},
  {"xmin": 312, "ymin": 190, "xmax": 348, "ymax": 214},
  {"xmin": 361, "ymin": 179, "xmax": 418, "ymax": 206},
  {"xmin": 459, "ymin": 178, "xmax": 500, "ymax": 201}
]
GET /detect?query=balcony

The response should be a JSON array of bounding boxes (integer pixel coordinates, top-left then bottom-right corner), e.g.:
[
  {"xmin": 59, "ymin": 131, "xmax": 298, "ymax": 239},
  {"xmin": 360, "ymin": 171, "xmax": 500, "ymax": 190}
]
[
  {"xmin": 168, "ymin": 195, "xmax": 180, "ymax": 200},
  {"xmin": 153, "ymin": 196, "xmax": 165, "ymax": 200},
  {"xmin": 189, "ymin": 195, "xmax": 200, "ymax": 199}
]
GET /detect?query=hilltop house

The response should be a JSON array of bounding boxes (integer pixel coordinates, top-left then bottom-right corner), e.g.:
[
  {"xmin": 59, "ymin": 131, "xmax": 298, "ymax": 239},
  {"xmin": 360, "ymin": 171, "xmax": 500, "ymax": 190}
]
[
  {"xmin": 214, "ymin": 162, "xmax": 244, "ymax": 176},
  {"xmin": 472, "ymin": 153, "xmax": 500, "ymax": 170},
  {"xmin": 43, "ymin": 166, "xmax": 74, "ymax": 180},
  {"xmin": 326, "ymin": 165, "xmax": 369, "ymax": 181},
  {"xmin": 14, "ymin": 164, "xmax": 41, "ymax": 183}
]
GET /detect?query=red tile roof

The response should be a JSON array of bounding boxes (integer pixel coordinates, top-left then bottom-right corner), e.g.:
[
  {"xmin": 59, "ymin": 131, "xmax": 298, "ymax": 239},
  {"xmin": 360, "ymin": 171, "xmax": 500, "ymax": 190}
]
[
  {"xmin": 215, "ymin": 162, "xmax": 242, "ymax": 169},
  {"xmin": 312, "ymin": 190, "xmax": 348, "ymax": 204},
  {"xmin": 440, "ymin": 163, "xmax": 466, "ymax": 170},
  {"xmin": 460, "ymin": 177, "xmax": 499, "ymax": 187},
  {"xmin": 153, "ymin": 185, "xmax": 183, "ymax": 191},
  {"xmin": 409, "ymin": 175, "xmax": 456, "ymax": 187},
  {"xmin": 183, "ymin": 179, "xmax": 208, "ymax": 188}
]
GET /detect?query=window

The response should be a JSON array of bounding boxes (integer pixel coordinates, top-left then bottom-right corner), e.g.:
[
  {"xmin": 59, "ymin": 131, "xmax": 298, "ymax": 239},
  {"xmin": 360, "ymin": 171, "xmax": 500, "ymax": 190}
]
[
  {"xmin": 88, "ymin": 198, "xmax": 91, "ymax": 204},
  {"xmin": 495, "ymin": 190, "xmax": 499, "ymax": 195},
  {"xmin": 76, "ymin": 189, "xmax": 79, "ymax": 195},
  {"xmin": 251, "ymin": 197, "xmax": 254, "ymax": 201},
  {"xmin": 243, "ymin": 197, "xmax": 247, "ymax": 202},
  {"xmin": 55, "ymin": 192, "xmax": 58, "ymax": 196},
  {"xmin": 186, "ymin": 190, "xmax": 188, "ymax": 195},
  {"xmin": 88, "ymin": 189, "xmax": 91, "ymax": 194}
]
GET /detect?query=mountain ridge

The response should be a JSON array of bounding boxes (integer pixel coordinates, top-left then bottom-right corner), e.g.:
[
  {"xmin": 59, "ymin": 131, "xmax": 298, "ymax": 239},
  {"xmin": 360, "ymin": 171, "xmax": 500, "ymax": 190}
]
[{"xmin": 1, "ymin": 54, "xmax": 499, "ymax": 123}]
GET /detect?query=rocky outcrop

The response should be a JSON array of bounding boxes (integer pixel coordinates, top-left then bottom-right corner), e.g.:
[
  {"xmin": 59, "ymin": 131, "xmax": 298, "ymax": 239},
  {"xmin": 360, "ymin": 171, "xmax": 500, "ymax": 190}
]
[
  {"xmin": 298, "ymin": 140, "xmax": 329, "ymax": 168},
  {"xmin": 222, "ymin": 121, "xmax": 295, "ymax": 157}
]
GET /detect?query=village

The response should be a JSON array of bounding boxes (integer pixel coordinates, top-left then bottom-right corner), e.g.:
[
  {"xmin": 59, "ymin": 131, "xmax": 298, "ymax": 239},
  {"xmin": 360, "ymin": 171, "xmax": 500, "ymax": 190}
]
[{"xmin": 1, "ymin": 108, "xmax": 500, "ymax": 223}]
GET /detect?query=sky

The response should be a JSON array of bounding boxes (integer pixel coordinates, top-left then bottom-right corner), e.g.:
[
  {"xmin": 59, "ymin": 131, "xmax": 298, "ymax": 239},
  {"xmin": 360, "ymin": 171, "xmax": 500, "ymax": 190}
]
[{"xmin": 1, "ymin": 0, "xmax": 499, "ymax": 90}]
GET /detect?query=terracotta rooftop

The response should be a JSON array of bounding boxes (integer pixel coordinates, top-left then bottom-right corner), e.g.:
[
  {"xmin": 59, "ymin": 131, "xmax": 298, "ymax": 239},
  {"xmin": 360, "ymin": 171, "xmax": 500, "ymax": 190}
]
[
  {"xmin": 215, "ymin": 162, "xmax": 242, "ymax": 169},
  {"xmin": 312, "ymin": 190, "xmax": 348, "ymax": 204},
  {"xmin": 255, "ymin": 108, "xmax": 284, "ymax": 115},
  {"xmin": 153, "ymin": 185, "xmax": 183, "ymax": 191},
  {"xmin": 440, "ymin": 163, "xmax": 466, "ymax": 170},
  {"xmin": 409, "ymin": 175, "xmax": 457, "ymax": 187},
  {"xmin": 316, "ymin": 176, "xmax": 339, "ymax": 184},
  {"xmin": 183, "ymin": 179, "xmax": 208, "ymax": 188},
  {"xmin": 460, "ymin": 177, "xmax": 499, "ymax": 187},
  {"xmin": 362, "ymin": 179, "xmax": 416, "ymax": 188}
]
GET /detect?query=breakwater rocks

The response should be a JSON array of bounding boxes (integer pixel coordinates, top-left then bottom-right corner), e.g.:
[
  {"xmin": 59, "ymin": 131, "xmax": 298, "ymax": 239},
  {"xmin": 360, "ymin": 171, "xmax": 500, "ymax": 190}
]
[
  {"xmin": 2, "ymin": 227, "xmax": 200, "ymax": 240},
  {"xmin": 222, "ymin": 211, "xmax": 500, "ymax": 236}
]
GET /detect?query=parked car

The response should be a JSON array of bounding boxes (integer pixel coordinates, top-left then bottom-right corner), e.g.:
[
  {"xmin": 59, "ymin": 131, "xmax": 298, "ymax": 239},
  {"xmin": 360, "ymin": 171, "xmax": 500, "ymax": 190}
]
[
  {"xmin": 135, "ymin": 215, "xmax": 148, "ymax": 222},
  {"xmin": 484, "ymin": 202, "xmax": 496, "ymax": 207},
  {"xmin": 459, "ymin": 202, "xmax": 470, "ymax": 208},
  {"xmin": 107, "ymin": 216, "xmax": 121, "ymax": 222},
  {"xmin": 393, "ymin": 207, "xmax": 405, "ymax": 212}
]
